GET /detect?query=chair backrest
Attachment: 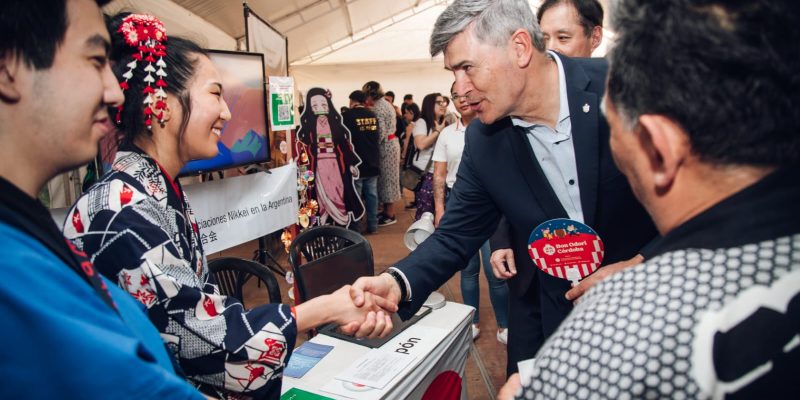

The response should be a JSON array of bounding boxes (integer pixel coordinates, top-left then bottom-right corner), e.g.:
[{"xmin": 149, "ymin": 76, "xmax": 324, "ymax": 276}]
[
  {"xmin": 208, "ymin": 257, "xmax": 282, "ymax": 309},
  {"xmin": 288, "ymin": 226, "xmax": 374, "ymax": 303}
]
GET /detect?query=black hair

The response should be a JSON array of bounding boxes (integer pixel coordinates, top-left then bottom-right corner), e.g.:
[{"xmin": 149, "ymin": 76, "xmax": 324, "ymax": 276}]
[
  {"xmin": 420, "ymin": 93, "xmax": 443, "ymax": 133},
  {"xmin": 536, "ymin": 0, "xmax": 603, "ymax": 37},
  {"xmin": 385, "ymin": 91, "xmax": 395, "ymax": 100},
  {"xmin": 404, "ymin": 94, "xmax": 413, "ymax": 101},
  {"xmin": 1, "ymin": 0, "xmax": 112, "ymax": 70},
  {"xmin": 403, "ymin": 102, "xmax": 421, "ymax": 122},
  {"xmin": 349, "ymin": 90, "xmax": 366, "ymax": 104},
  {"xmin": 107, "ymin": 12, "xmax": 207, "ymax": 147},
  {"xmin": 297, "ymin": 87, "xmax": 346, "ymax": 154},
  {"xmin": 361, "ymin": 81, "xmax": 384, "ymax": 100},
  {"xmin": 607, "ymin": 0, "xmax": 800, "ymax": 167}
]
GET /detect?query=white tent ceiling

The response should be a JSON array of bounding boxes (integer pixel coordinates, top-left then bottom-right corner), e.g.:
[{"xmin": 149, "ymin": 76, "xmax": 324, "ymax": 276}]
[
  {"xmin": 103, "ymin": 0, "xmax": 611, "ymax": 110},
  {"xmin": 105, "ymin": 0, "xmax": 614, "ymax": 65},
  {"xmin": 169, "ymin": 0, "xmax": 451, "ymax": 65}
]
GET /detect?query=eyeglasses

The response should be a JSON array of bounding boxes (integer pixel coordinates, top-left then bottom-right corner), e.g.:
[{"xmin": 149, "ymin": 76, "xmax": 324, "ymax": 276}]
[{"xmin": 436, "ymin": 100, "xmax": 449, "ymax": 106}]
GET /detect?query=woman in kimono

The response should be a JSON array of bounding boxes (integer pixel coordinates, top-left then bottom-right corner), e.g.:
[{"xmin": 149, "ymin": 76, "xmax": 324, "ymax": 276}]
[
  {"xmin": 64, "ymin": 13, "xmax": 392, "ymax": 400},
  {"xmin": 295, "ymin": 87, "xmax": 364, "ymax": 227}
]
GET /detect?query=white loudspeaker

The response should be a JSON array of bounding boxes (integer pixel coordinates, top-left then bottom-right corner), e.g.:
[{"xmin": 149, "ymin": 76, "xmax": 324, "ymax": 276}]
[{"xmin": 404, "ymin": 212, "xmax": 435, "ymax": 251}]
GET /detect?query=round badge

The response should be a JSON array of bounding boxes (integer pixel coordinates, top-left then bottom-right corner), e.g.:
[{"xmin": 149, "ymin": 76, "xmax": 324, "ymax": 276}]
[{"xmin": 527, "ymin": 218, "xmax": 604, "ymax": 284}]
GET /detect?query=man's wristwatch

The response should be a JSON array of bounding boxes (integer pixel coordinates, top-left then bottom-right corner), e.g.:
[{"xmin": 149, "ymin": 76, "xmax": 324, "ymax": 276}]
[{"xmin": 385, "ymin": 268, "xmax": 408, "ymax": 303}]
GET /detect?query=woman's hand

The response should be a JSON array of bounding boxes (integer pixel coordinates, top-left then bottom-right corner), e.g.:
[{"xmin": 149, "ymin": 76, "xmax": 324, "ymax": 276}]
[
  {"xmin": 405, "ymin": 122, "xmax": 415, "ymax": 135},
  {"xmin": 433, "ymin": 118, "xmax": 445, "ymax": 134},
  {"xmin": 329, "ymin": 285, "xmax": 394, "ymax": 339}
]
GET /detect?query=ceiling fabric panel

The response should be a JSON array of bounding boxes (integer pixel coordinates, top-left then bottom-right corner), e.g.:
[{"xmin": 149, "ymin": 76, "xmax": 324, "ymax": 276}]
[{"xmin": 105, "ymin": 1, "xmax": 612, "ymax": 68}]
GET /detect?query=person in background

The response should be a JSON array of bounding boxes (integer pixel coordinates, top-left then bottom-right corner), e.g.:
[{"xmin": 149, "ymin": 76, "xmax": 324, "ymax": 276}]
[
  {"xmin": 500, "ymin": 0, "xmax": 800, "ymax": 397},
  {"xmin": 441, "ymin": 95, "xmax": 458, "ymax": 126},
  {"xmin": 433, "ymin": 83, "xmax": 510, "ymax": 344},
  {"xmin": 403, "ymin": 93, "xmax": 414, "ymax": 106},
  {"xmin": 343, "ymin": 90, "xmax": 381, "ymax": 234},
  {"xmin": 64, "ymin": 13, "xmax": 394, "ymax": 399},
  {"xmin": 538, "ymin": 0, "xmax": 603, "ymax": 58},
  {"xmin": 363, "ymin": 81, "xmax": 401, "ymax": 226},
  {"xmin": 0, "ymin": 0, "xmax": 202, "ymax": 397},
  {"xmin": 411, "ymin": 93, "xmax": 447, "ymax": 221},
  {"xmin": 400, "ymin": 102, "xmax": 421, "ymax": 170},
  {"xmin": 400, "ymin": 102, "xmax": 421, "ymax": 210},
  {"xmin": 385, "ymin": 90, "xmax": 408, "ymax": 195}
]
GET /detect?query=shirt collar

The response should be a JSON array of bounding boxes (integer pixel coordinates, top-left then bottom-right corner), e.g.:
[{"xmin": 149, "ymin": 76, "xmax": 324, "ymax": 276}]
[
  {"xmin": 511, "ymin": 50, "xmax": 570, "ymax": 129},
  {"xmin": 0, "ymin": 176, "xmax": 54, "ymax": 232},
  {"xmin": 645, "ymin": 168, "xmax": 800, "ymax": 258}
]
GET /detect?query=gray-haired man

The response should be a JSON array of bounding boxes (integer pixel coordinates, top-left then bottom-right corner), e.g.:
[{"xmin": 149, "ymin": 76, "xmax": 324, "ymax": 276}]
[{"xmin": 350, "ymin": 0, "xmax": 656, "ymax": 375}]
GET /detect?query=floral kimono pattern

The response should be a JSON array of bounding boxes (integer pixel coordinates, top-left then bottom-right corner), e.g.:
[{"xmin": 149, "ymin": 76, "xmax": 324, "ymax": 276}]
[{"xmin": 64, "ymin": 147, "xmax": 296, "ymax": 399}]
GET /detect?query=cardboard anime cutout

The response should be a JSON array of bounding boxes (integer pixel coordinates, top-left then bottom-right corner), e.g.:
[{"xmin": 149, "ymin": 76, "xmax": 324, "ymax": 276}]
[{"xmin": 295, "ymin": 87, "xmax": 364, "ymax": 228}]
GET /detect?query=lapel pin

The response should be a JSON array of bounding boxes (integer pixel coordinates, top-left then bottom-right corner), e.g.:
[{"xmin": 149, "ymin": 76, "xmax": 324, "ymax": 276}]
[{"xmin": 582, "ymin": 103, "xmax": 590, "ymax": 113}]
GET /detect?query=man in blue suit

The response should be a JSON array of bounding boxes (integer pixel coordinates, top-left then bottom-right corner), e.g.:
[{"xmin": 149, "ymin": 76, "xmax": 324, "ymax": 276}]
[{"xmin": 350, "ymin": 0, "xmax": 656, "ymax": 375}]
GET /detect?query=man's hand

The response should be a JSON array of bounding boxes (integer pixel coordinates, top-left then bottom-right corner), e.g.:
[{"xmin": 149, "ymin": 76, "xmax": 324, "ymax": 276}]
[
  {"xmin": 497, "ymin": 373, "xmax": 521, "ymax": 400},
  {"xmin": 565, "ymin": 254, "xmax": 644, "ymax": 302},
  {"xmin": 490, "ymin": 248, "xmax": 516, "ymax": 279},
  {"xmin": 342, "ymin": 274, "xmax": 402, "ymax": 338},
  {"xmin": 350, "ymin": 273, "xmax": 402, "ymax": 308},
  {"xmin": 330, "ymin": 285, "xmax": 394, "ymax": 339}
]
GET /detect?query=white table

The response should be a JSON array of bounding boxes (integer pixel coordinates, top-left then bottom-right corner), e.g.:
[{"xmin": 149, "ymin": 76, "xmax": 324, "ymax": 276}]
[{"xmin": 282, "ymin": 301, "xmax": 474, "ymax": 399}]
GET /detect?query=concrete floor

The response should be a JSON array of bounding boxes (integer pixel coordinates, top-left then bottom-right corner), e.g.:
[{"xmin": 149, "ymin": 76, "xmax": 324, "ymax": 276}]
[{"xmin": 210, "ymin": 193, "xmax": 508, "ymax": 399}]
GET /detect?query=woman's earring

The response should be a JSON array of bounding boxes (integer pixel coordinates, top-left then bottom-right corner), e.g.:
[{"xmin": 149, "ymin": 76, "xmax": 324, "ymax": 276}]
[{"xmin": 158, "ymin": 102, "xmax": 171, "ymax": 128}]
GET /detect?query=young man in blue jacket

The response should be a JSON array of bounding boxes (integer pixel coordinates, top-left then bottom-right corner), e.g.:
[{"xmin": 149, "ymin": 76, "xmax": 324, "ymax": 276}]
[{"xmin": 0, "ymin": 0, "xmax": 204, "ymax": 397}]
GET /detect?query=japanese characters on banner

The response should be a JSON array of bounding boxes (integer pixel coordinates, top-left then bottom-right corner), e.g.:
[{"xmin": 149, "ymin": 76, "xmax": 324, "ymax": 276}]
[
  {"xmin": 184, "ymin": 163, "xmax": 298, "ymax": 253},
  {"xmin": 269, "ymin": 76, "xmax": 295, "ymax": 131}
]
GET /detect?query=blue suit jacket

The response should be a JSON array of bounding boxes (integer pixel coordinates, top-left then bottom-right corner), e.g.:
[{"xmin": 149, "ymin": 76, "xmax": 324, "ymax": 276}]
[{"xmin": 394, "ymin": 55, "xmax": 657, "ymax": 319}]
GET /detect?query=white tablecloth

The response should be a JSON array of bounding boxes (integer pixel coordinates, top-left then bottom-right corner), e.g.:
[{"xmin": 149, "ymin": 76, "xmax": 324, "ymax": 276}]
[{"xmin": 282, "ymin": 301, "xmax": 474, "ymax": 399}]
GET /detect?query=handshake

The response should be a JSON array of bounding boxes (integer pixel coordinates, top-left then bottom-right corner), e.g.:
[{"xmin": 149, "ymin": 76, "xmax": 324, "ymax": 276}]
[{"xmin": 295, "ymin": 273, "xmax": 404, "ymax": 338}]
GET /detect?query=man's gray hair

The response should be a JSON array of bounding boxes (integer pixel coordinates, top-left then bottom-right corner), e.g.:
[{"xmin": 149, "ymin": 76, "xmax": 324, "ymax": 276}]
[{"xmin": 430, "ymin": 0, "xmax": 545, "ymax": 56}]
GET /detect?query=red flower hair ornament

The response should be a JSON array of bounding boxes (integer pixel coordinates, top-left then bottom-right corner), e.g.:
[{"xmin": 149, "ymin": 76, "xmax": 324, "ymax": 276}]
[{"xmin": 116, "ymin": 14, "xmax": 169, "ymax": 129}]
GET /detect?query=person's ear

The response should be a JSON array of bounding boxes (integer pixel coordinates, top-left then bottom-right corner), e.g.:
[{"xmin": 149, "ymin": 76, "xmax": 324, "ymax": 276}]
[
  {"xmin": 0, "ymin": 53, "xmax": 23, "ymax": 102},
  {"xmin": 509, "ymin": 28, "xmax": 534, "ymax": 68},
  {"xmin": 590, "ymin": 25, "xmax": 603, "ymax": 52},
  {"xmin": 637, "ymin": 114, "xmax": 690, "ymax": 193}
]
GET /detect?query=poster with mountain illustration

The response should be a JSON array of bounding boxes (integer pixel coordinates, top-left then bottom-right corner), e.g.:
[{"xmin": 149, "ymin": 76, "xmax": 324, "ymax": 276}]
[{"xmin": 180, "ymin": 50, "xmax": 270, "ymax": 175}]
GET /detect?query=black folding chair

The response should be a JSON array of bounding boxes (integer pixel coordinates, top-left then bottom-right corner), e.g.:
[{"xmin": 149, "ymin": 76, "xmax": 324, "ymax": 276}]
[
  {"xmin": 287, "ymin": 226, "xmax": 374, "ymax": 303},
  {"xmin": 208, "ymin": 257, "xmax": 281, "ymax": 309}
]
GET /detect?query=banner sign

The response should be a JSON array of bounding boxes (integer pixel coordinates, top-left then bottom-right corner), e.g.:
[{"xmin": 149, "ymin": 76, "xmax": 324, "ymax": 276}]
[
  {"xmin": 269, "ymin": 76, "xmax": 295, "ymax": 131},
  {"xmin": 185, "ymin": 163, "xmax": 298, "ymax": 253},
  {"xmin": 246, "ymin": 10, "xmax": 288, "ymax": 77}
]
